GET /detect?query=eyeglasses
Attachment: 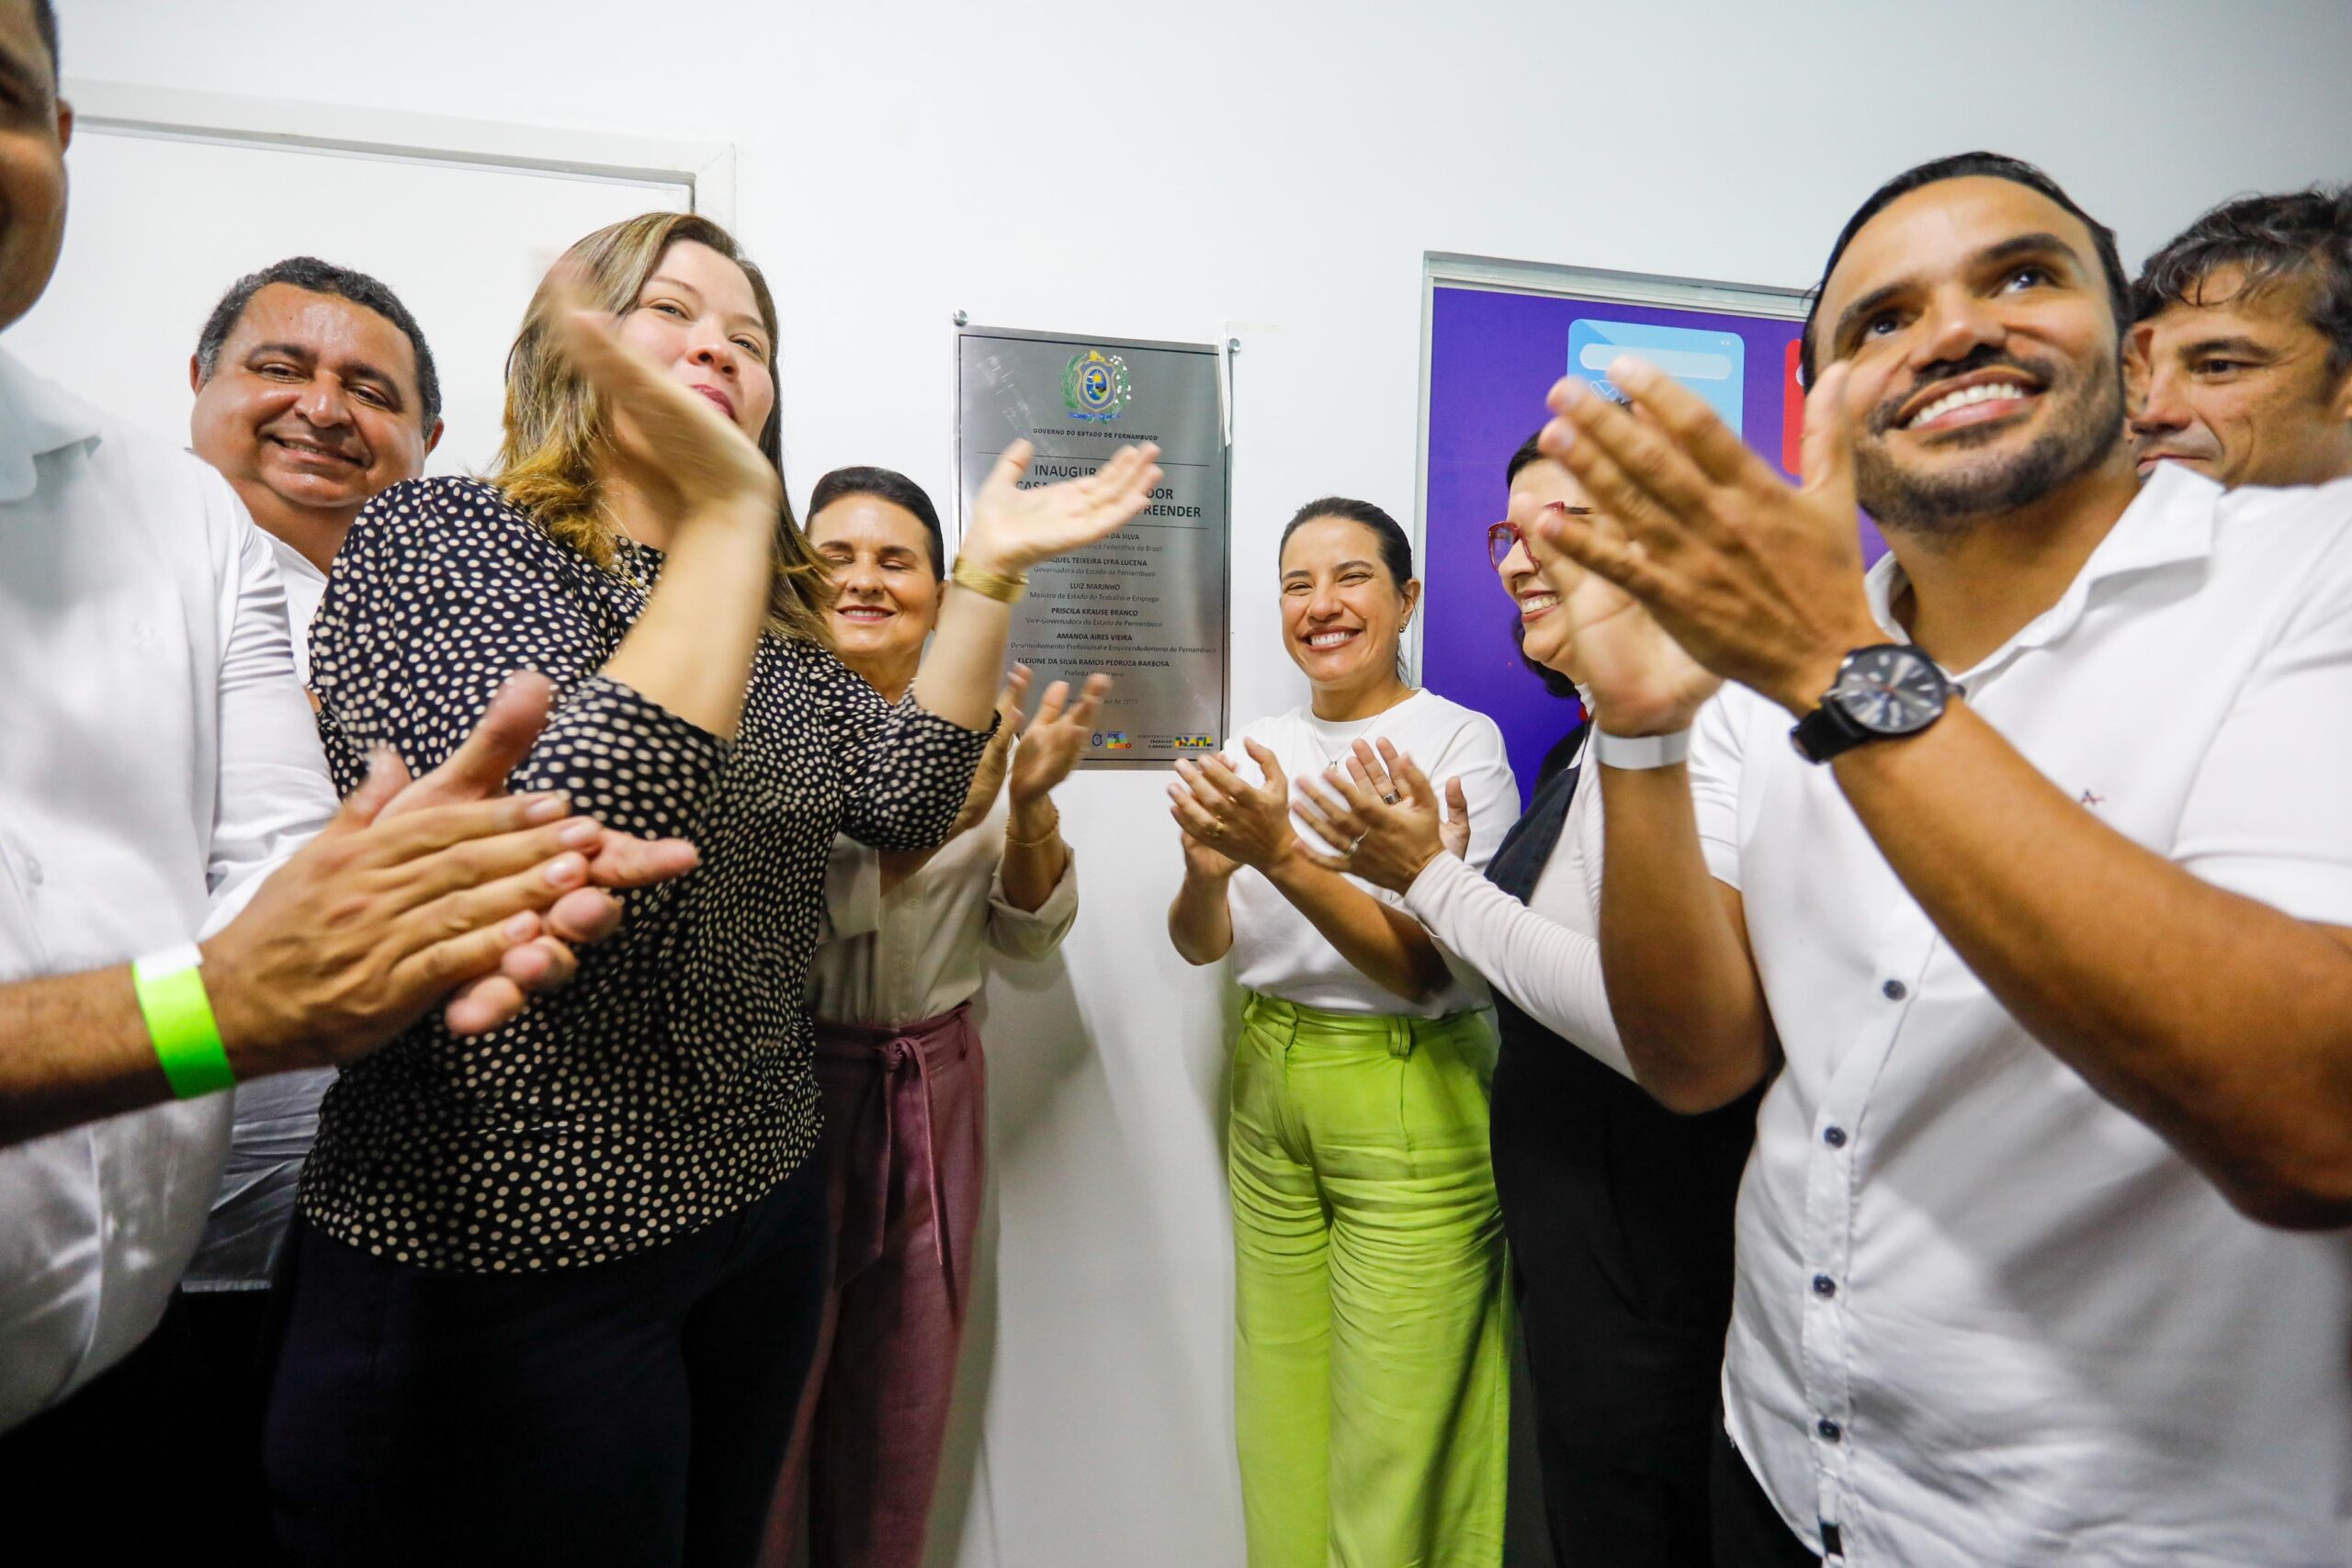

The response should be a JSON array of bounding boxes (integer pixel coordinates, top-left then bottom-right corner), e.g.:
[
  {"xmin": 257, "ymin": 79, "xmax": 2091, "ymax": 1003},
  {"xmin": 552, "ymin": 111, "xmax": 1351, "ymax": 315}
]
[{"xmin": 1487, "ymin": 505, "xmax": 1590, "ymax": 568}]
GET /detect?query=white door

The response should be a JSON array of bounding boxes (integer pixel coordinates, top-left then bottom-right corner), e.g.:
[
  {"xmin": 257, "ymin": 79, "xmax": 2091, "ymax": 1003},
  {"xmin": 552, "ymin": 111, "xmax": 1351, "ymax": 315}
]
[{"xmin": 12, "ymin": 118, "xmax": 695, "ymax": 473}]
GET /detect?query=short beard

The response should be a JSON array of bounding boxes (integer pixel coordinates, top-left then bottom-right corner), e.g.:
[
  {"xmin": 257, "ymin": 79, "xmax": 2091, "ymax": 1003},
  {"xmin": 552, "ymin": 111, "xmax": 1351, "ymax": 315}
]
[{"xmin": 1856, "ymin": 365, "xmax": 2127, "ymax": 539}]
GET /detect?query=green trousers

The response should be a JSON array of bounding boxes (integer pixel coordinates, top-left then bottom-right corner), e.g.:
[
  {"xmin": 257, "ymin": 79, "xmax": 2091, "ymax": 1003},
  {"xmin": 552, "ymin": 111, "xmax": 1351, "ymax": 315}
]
[{"xmin": 1228, "ymin": 991, "xmax": 1510, "ymax": 1568}]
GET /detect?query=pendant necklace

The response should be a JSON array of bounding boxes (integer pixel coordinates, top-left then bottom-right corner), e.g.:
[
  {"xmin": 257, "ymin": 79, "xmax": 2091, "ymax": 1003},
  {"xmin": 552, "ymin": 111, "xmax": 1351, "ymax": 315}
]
[{"xmin": 1311, "ymin": 691, "xmax": 1411, "ymax": 776}]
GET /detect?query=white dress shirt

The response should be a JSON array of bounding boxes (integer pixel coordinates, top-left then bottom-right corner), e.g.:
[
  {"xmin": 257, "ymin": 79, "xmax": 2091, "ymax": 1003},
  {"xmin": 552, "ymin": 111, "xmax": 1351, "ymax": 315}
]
[
  {"xmin": 182, "ymin": 537, "xmax": 331, "ymax": 1292},
  {"xmin": 1227, "ymin": 691, "xmax": 1521, "ymax": 1015},
  {"xmin": 807, "ymin": 790, "xmax": 1079, "ymax": 1028},
  {"xmin": 1696, "ymin": 464, "xmax": 2352, "ymax": 1566},
  {"xmin": 1403, "ymin": 719, "xmax": 1632, "ymax": 1077},
  {"xmin": 0, "ymin": 349, "xmax": 334, "ymax": 1427}
]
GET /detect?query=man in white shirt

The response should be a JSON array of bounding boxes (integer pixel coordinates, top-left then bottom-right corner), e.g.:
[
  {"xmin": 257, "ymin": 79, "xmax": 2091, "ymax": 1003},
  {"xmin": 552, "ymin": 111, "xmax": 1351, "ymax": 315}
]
[
  {"xmin": 184, "ymin": 259, "xmax": 442, "ymax": 1286},
  {"xmin": 190, "ymin": 254, "xmax": 444, "ymax": 648},
  {"xmin": 1527, "ymin": 150, "xmax": 2352, "ymax": 1566},
  {"xmin": 171, "ymin": 258, "xmax": 447, "ymax": 1548},
  {"xmin": 0, "ymin": 4, "xmax": 690, "ymax": 1544},
  {"xmin": 2128, "ymin": 185, "xmax": 2352, "ymax": 490}
]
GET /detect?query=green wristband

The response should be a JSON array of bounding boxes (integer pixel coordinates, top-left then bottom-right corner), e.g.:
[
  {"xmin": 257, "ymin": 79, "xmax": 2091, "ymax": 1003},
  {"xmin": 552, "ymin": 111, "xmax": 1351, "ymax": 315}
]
[{"xmin": 132, "ymin": 943, "xmax": 235, "ymax": 1100}]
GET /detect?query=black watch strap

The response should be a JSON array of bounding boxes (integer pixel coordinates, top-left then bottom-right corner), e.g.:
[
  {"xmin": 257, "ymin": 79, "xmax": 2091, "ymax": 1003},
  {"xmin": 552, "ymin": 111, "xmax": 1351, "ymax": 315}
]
[{"xmin": 1790, "ymin": 702, "xmax": 1874, "ymax": 763}]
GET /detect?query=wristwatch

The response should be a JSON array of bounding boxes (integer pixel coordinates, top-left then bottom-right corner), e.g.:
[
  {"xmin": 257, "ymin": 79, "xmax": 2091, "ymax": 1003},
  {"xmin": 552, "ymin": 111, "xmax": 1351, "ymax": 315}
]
[{"xmin": 1789, "ymin": 643, "xmax": 1952, "ymax": 763}]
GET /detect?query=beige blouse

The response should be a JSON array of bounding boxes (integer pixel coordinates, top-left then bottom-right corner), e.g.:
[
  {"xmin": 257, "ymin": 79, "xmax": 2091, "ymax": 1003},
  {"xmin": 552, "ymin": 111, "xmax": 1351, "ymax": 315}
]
[{"xmin": 808, "ymin": 790, "xmax": 1080, "ymax": 1029}]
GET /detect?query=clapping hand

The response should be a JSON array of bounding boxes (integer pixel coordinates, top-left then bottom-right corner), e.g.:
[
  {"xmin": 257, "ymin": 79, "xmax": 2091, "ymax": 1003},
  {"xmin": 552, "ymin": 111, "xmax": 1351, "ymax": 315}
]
[
  {"xmin": 945, "ymin": 677, "xmax": 1023, "ymax": 839},
  {"xmin": 1169, "ymin": 741, "xmax": 1298, "ymax": 873},
  {"xmin": 1517, "ymin": 486, "xmax": 1722, "ymax": 739},
  {"xmin": 1007, "ymin": 665, "xmax": 1113, "ymax": 811},
  {"xmin": 1292, "ymin": 739, "xmax": 1471, "ymax": 894},
  {"xmin": 1177, "ymin": 826, "xmax": 1240, "ymax": 884},
  {"xmin": 1533, "ymin": 356, "xmax": 1884, "ymax": 716},
  {"xmin": 962, "ymin": 439, "xmax": 1162, "ymax": 576}
]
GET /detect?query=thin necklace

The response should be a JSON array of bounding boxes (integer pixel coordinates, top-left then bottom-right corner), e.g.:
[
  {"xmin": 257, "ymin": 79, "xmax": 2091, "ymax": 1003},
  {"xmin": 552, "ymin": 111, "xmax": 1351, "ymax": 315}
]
[{"xmin": 1309, "ymin": 688, "xmax": 1412, "ymax": 771}]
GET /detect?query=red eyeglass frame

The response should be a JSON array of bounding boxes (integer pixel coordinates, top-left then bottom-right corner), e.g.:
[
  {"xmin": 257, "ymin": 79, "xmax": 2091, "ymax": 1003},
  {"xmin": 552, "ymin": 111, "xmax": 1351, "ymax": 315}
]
[{"xmin": 1487, "ymin": 504, "xmax": 1590, "ymax": 567}]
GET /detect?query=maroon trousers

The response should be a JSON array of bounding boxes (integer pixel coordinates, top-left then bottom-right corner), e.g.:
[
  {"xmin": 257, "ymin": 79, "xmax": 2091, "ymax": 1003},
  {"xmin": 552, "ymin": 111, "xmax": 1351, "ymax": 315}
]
[{"xmin": 760, "ymin": 1004, "xmax": 985, "ymax": 1568}]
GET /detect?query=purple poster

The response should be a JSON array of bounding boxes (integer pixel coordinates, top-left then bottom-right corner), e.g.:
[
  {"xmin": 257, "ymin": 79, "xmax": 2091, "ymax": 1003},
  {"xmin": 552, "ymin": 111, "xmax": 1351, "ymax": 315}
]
[{"xmin": 1422, "ymin": 281, "xmax": 1866, "ymax": 800}]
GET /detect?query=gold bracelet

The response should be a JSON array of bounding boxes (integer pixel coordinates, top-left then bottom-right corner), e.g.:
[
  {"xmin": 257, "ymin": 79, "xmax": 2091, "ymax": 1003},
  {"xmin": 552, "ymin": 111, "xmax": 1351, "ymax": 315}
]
[
  {"xmin": 1006, "ymin": 806, "xmax": 1061, "ymax": 847},
  {"xmin": 953, "ymin": 555, "xmax": 1029, "ymax": 604}
]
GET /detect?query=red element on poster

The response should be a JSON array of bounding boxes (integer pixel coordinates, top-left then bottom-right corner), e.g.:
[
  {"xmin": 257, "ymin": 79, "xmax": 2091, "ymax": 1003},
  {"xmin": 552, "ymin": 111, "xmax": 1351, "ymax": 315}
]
[{"xmin": 1781, "ymin": 339, "xmax": 1804, "ymax": 475}]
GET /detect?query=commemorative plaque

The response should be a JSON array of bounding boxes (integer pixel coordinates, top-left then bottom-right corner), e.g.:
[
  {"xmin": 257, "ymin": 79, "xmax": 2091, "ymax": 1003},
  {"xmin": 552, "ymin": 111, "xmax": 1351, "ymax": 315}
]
[{"xmin": 955, "ymin": 325, "xmax": 1230, "ymax": 766}]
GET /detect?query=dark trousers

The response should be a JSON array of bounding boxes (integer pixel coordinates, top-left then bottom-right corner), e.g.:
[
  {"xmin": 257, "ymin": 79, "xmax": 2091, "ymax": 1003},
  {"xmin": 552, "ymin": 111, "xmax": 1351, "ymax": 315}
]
[
  {"xmin": 0, "ymin": 1287, "xmax": 281, "ymax": 1562},
  {"xmin": 264, "ymin": 1159, "xmax": 830, "ymax": 1568},
  {"xmin": 1709, "ymin": 1426, "xmax": 1821, "ymax": 1568},
  {"xmin": 1490, "ymin": 1021, "xmax": 1759, "ymax": 1568}
]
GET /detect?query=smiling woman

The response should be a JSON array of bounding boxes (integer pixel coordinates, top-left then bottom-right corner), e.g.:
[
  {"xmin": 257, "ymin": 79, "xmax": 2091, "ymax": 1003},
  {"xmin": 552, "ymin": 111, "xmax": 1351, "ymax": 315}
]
[
  {"xmin": 1163, "ymin": 494, "xmax": 1521, "ymax": 1567},
  {"xmin": 258, "ymin": 211, "xmax": 1159, "ymax": 1568},
  {"xmin": 761, "ymin": 464, "xmax": 1098, "ymax": 1568}
]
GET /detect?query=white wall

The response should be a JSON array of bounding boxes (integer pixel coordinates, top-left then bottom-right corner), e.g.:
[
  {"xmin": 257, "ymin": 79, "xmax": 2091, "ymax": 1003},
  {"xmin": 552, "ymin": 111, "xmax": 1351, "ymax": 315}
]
[
  {"xmin": 60, "ymin": 4, "xmax": 2352, "ymax": 1562},
  {"xmin": 12, "ymin": 126, "xmax": 686, "ymax": 468}
]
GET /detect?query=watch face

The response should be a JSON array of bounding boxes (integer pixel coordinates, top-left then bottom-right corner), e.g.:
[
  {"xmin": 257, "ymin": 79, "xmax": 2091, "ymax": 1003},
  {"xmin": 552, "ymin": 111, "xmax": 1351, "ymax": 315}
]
[{"xmin": 1830, "ymin": 646, "xmax": 1946, "ymax": 735}]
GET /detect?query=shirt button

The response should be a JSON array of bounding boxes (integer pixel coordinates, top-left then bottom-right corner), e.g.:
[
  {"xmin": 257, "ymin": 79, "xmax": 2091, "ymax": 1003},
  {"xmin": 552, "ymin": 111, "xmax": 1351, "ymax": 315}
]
[
  {"xmin": 1813, "ymin": 1273, "xmax": 1838, "ymax": 1298},
  {"xmin": 1823, "ymin": 1125, "xmax": 1848, "ymax": 1148},
  {"xmin": 1817, "ymin": 1417, "xmax": 1843, "ymax": 1442},
  {"xmin": 1881, "ymin": 978, "xmax": 1905, "ymax": 1000}
]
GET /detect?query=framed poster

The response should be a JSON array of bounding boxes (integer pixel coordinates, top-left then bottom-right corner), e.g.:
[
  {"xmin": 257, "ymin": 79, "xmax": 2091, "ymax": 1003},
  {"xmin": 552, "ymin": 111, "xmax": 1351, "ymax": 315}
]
[
  {"xmin": 1416, "ymin": 255, "xmax": 1882, "ymax": 798},
  {"xmin": 956, "ymin": 325, "xmax": 1231, "ymax": 767}
]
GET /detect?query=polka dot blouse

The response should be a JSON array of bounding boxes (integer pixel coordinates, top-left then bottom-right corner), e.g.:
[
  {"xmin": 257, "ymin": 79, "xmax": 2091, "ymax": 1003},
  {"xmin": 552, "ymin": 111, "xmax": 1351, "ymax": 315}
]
[{"xmin": 298, "ymin": 477, "xmax": 989, "ymax": 1272}]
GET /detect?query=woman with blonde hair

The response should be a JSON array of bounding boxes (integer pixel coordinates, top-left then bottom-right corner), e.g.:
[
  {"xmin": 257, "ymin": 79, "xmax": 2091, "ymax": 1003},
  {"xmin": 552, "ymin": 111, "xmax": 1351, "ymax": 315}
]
[{"xmin": 262, "ymin": 212, "xmax": 1159, "ymax": 1568}]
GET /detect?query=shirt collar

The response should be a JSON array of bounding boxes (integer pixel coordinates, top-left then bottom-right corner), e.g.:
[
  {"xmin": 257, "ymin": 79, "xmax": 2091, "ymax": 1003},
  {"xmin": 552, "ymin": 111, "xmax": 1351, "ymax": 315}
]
[
  {"xmin": 1860, "ymin": 461, "xmax": 2220, "ymax": 682},
  {"xmin": 0, "ymin": 345, "xmax": 105, "ymax": 503}
]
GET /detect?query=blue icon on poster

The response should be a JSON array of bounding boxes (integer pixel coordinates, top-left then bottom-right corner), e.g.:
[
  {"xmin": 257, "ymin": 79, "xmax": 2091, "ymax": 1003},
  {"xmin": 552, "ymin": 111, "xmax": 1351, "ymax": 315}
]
[{"xmin": 1567, "ymin": 319, "xmax": 1746, "ymax": 437}]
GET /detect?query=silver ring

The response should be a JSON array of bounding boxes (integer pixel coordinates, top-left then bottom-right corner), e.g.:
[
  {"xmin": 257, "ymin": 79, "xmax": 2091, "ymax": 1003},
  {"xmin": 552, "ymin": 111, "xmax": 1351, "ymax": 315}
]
[{"xmin": 1380, "ymin": 792, "xmax": 1399, "ymax": 806}]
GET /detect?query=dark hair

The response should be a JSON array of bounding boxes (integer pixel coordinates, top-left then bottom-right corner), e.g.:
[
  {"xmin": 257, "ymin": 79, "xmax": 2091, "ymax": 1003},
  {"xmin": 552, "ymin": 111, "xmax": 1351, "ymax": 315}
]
[
  {"xmin": 807, "ymin": 465, "xmax": 946, "ymax": 578},
  {"xmin": 1504, "ymin": 428, "xmax": 1550, "ymax": 487},
  {"xmin": 1278, "ymin": 496, "xmax": 1415, "ymax": 588},
  {"xmin": 1281, "ymin": 497, "xmax": 1416, "ymax": 682},
  {"xmin": 1510, "ymin": 612, "xmax": 1580, "ymax": 699},
  {"xmin": 2133, "ymin": 186, "xmax": 2352, "ymax": 378},
  {"xmin": 1799, "ymin": 152, "xmax": 2131, "ymax": 386},
  {"xmin": 196, "ymin": 256, "xmax": 442, "ymax": 428},
  {"xmin": 29, "ymin": 0, "xmax": 54, "ymax": 74}
]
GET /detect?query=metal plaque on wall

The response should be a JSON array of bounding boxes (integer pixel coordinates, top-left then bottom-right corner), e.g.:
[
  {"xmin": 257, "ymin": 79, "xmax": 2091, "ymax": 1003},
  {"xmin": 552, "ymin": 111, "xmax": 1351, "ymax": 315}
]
[{"xmin": 955, "ymin": 325, "xmax": 1230, "ymax": 766}]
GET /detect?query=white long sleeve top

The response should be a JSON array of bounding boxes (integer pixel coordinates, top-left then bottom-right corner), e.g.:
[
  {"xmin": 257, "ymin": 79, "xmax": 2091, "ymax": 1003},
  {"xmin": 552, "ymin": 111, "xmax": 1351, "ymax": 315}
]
[{"xmin": 1400, "ymin": 725, "xmax": 1632, "ymax": 1078}]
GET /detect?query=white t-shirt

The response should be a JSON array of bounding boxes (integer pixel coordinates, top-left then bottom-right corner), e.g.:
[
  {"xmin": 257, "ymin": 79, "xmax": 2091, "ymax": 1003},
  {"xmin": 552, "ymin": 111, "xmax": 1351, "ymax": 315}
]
[
  {"xmin": 266, "ymin": 535, "xmax": 328, "ymax": 685},
  {"xmin": 1226, "ymin": 690, "xmax": 1519, "ymax": 1016},
  {"xmin": 1701, "ymin": 464, "xmax": 2352, "ymax": 1566},
  {"xmin": 183, "ymin": 534, "xmax": 334, "ymax": 1291}
]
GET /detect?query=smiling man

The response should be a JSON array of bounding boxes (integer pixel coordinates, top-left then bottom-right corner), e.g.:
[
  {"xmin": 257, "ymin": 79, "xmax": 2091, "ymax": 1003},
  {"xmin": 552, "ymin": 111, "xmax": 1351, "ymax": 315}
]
[
  {"xmin": 190, "ymin": 256, "xmax": 443, "ymax": 657},
  {"xmin": 172, "ymin": 259, "xmax": 446, "ymax": 1549},
  {"xmin": 1524, "ymin": 152, "xmax": 2352, "ymax": 1566},
  {"xmin": 2128, "ymin": 186, "xmax": 2352, "ymax": 488}
]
